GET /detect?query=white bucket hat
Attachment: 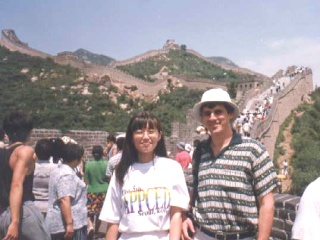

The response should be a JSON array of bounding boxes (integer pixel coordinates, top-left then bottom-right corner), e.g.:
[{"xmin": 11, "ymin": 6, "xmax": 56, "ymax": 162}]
[{"xmin": 193, "ymin": 88, "xmax": 239, "ymax": 123}]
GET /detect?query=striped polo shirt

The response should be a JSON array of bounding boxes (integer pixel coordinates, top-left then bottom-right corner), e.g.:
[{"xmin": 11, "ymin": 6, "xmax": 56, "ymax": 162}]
[{"xmin": 192, "ymin": 133, "xmax": 277, "ymax": 232}]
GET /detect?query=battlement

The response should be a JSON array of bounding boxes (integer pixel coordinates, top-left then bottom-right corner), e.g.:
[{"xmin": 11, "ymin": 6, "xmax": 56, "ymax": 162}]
[
  {"xmin": 1, "ymin": 29, "xmax": 28, "ymax": 48},
  {"xmin": 0, "ymin": 29, "xmax": 52, "ymax": 59}
]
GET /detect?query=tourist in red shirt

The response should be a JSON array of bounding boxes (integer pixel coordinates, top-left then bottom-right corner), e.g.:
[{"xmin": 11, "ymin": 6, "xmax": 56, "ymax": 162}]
[{"xmin": 175, "ymin": 142, "xmax": 192, "ymax": 170}]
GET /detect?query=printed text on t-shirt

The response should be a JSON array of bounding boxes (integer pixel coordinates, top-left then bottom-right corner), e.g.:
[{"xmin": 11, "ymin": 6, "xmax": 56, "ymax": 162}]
[{"xmin": 122, "ymin": 186, "xmax": 171, "ymax": 215}]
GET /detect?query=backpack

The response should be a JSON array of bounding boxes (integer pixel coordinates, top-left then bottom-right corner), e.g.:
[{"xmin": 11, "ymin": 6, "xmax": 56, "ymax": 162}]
[
  {"xmin": 0, "ymin": 148, "xmax": 10, "ymax": 210},
  {"xmin": 190, "ymin": 139, "xmax": 206, "ymax": 208}
]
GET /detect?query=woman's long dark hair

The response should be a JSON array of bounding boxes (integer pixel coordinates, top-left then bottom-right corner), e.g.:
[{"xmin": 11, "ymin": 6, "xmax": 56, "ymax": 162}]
[{"xmin": 115, "ymin": 111, "xmax": 167, "ymax": 185}]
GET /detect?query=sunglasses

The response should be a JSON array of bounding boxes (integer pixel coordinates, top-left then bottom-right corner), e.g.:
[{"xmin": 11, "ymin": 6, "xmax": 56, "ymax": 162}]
[{"xmin": 202, "ymin": 109, "xmax": 224, "ymax": 117}]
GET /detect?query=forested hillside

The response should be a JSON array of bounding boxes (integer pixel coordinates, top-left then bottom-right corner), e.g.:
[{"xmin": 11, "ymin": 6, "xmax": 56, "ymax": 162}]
[
  {"xmin": 73, "ymin": 48, "xmax": 115, "ymax": 66},
  {"xmin": 116, "ymin": 49, "xmax": 254, "ymax": 84},
  {"xmin": 275, "ymin": 88, "xmax": 320, "ymax": 195},
  {"xmin": 0, "ymin": 46, "xmax": 203, "ymax": 134}
]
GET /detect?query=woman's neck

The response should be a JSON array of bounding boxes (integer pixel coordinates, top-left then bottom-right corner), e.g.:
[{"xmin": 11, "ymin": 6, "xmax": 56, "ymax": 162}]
[
  {"xmin": 64, "ymin": 160, "xmax": 79, "ymax": 169},
  {"xmin": 138, "ymin": 152, "xmax": 155, "ymax": 163}
]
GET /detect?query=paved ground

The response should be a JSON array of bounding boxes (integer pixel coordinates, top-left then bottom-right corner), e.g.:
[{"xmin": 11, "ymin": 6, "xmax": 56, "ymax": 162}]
[{"xmin": 88, "ymin": 221, "xmax": 107, "ymax": 240}]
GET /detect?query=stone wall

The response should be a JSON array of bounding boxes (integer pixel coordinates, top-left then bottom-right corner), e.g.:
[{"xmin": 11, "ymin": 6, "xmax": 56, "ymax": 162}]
[
  {"xmin": 272, "ymin": 193, "xmax": 301, "ymax": 240},
  {"xmin": 27, "ymin": 129, "xmax": 109, "ymax": 162},
  {"xmin": 27, "ymin": 128, "xmax": 184, "ymax": 162}
]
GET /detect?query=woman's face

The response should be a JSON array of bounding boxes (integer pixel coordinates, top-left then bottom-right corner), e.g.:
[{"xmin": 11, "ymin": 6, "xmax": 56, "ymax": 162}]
[{"xmin": 133, "ymin": 124, "xmax": 162, "ymax": 160}]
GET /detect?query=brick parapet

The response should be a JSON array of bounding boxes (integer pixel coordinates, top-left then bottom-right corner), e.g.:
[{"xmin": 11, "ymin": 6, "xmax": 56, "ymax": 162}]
[
  {"xmin": 27, "ymin": 129, "xmax": 109, "ymax": 162},
  {"xmin": 272, "ymin": 193, "xmax": 301, "ymax": 239}
]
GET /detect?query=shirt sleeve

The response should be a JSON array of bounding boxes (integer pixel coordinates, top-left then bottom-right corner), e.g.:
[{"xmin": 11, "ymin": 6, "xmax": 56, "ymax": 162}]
[
  {"xmin": 105, "ymin": 160, "xmax": 113, "ymax": 177},
  {"xmin": 292, "ymin": 179, "xmax": 320, "ymax": 239},
  {"xmin": 170, "ymin": 161, "xmax": 190, "ymax": 210},
  {"xmin": 251, "ymin": 141, "xmax": 278, "ymax": 198},
  {"xmin": 84, "ymin": 164, "xmax": 89, "ymax": 181},
  {"xmin": 57, "ymin": 174, "xmax": 77, "ymax": 199},
  {"xmin": 99, "ymin": 173, "xmax": 122, "ymax": 223}
]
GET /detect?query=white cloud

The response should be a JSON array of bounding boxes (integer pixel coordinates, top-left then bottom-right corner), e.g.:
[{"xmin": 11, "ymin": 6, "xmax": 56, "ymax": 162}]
[{"xmin": 239, "ymin": 37, "xmax": 320, "ymax": 88}]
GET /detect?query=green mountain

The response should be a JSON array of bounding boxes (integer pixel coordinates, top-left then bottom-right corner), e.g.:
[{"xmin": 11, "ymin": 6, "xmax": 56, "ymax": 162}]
[
  {"xmin": 207, "ymin": 56, "xmax": 238, "ymax": 68},
  {"xmin": 73, "ymin": 48, "xmax": 115, "ymax": 66},
  {"xmin": 116, "ymin": 50, "xmax": 252, "ymax": 83},
  {"xmin": 0, "ymin": 46, "xmax": 202, "ymax": 134}
]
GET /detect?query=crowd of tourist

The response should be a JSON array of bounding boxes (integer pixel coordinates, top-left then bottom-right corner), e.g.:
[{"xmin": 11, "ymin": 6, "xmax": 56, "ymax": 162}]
[{"xmin": 232, "ymin": 75, "xmax": 290, "ymax": 138}]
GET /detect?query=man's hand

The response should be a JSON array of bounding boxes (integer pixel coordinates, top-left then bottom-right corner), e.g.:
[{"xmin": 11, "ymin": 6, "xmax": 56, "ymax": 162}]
[
  {"xmin": 182, "ymin": 217, "xmax": 195, "ymax": 240},
  {"xmin": 2, "ymin": 222, "xmax": 19, "ymax": 240}
]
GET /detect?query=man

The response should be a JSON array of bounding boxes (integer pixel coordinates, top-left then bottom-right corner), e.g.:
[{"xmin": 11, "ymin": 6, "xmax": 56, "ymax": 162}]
[
  {"xmin": 182, "ymin": 88, "xmax": 277, "ymax": 240},
  {"xmin": 103, "ymin": 134, "xmax": 117, "ymax": 161},
  {"xmin": 175, "ymin": 141, "xmax": 192, "ymax": 170},
  {"xmin": 0, "ymin": 111, "xmax": 50, "ymax": 240}
]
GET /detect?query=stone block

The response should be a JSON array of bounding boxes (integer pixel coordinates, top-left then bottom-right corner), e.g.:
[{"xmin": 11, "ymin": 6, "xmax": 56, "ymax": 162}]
[
  {"xmin": 273, "ymin": 217, "xmax": 285, "ymax": 229},
  {"xmin": 278, "ymin": 209, "xmax": 289, "ymax": 221},
  {"xmin": 284, "ymin": 220, "xmax": 293, "ymax": 238},
  {"xmin": 288, "ymin": 210, "xmax": 297, "ymax": 222},
  {"xmin": 284, "ymin": 196, "xmax": 300, "ymax": 212},
  {"xmin": 275, "ymin": 194, "xmax": 297, "ymax": 209},
  {"xmin": 270, "ymin": 228, "xmax": 288, "ymax": 240}
]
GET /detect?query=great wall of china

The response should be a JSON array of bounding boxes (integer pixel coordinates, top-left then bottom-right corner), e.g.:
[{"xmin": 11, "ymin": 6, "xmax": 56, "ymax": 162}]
[
  {"xmin": 0, "ymin": 29, "xmax": 267, "ymax": 97},
  {"xmin": 0, "ymin": 30, "xmax": 226, "ymax": 96},
  {"xmin": 0, "ymin": 29, "xmax": 315, "ymax": 239}
]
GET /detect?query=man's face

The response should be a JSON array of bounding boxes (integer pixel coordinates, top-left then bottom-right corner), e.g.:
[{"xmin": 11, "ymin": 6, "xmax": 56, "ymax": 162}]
[{"xmin": 201, "ymin": 104, "xmax": 234, "ymax": 134}]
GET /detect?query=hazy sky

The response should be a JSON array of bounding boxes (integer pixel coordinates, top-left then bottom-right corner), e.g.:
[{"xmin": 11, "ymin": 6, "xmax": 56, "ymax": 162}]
[{"xmin": 1, "ymin": 0, "xmax": 319, "ymax": 86}]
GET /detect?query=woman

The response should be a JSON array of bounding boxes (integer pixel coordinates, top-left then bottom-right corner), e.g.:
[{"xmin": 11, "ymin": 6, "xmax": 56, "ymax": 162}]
[
  {"xmin": 84, "ymin": 145, "xmax": 108, "ymax": 238},
  {"xmin": 33, "ymin": 138, "xmax": 63, "ymax": 217},
  {"xmin": 46, "ymin": 137, "xmax": 88, "ymax": 240},
  {"xmin": 99, "ymin": 111, "xmax": 190, "ymax": 240}
]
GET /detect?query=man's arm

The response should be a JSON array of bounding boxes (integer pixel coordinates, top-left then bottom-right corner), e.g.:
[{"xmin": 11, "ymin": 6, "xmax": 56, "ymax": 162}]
[
  {"xmin": 257, "ymin": 191, "xmax": 275, "ymax": 240},
  {"xmin": 4, "ymin": 146, "xmax": 34, "ymax": 240}
]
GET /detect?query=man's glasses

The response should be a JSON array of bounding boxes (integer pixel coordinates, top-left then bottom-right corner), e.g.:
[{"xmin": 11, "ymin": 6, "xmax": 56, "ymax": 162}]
[{"xmin": 134, "ymin": 129, "xmax": 158, "ymax": 136}]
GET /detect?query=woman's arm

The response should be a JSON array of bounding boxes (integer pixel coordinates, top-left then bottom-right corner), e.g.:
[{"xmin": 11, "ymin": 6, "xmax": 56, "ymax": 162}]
[
  {"xmin": 60, "ymin": 196, "xmax": 74, "ymax": 240},
  {"xmin": 105, "ymin": 222, "xmax": 119, "ymax": 240},
  {"xmin": 169, "ymin": 206, "xmax": 183, "ymax": 240}
]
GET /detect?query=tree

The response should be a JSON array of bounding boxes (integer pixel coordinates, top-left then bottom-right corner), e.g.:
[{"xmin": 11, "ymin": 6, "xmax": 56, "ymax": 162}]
[
  {"xmin": 181, "ymin": 44, "xmax": 187, "ymax": 51},
  {"xmin": 227, "ymin": 80, "xmax": 237, "ymax": 99}
]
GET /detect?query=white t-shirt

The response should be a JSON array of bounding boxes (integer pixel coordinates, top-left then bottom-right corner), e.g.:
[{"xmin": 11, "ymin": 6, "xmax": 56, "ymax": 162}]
[
  {"xmin": 99, "ymin": 156, "xmax": 190, "ymax": 239},
  {"xmin": 292, "ymin": 177, "xmax": 320, "ymax": 240}
]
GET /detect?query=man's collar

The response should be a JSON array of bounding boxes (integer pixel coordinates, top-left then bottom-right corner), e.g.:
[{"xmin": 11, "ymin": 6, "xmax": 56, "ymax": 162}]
[
  {"xmin": 230, "ymin": 132, "xmax": 243, "ymax": 146},
  {"xmin": 205, "ymin": 131, "xmax": 243, "ymax": 147}
]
